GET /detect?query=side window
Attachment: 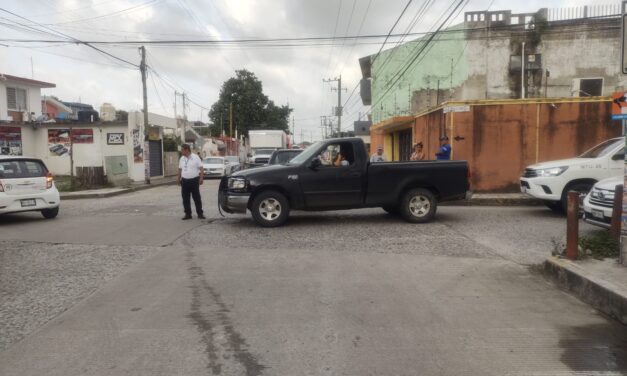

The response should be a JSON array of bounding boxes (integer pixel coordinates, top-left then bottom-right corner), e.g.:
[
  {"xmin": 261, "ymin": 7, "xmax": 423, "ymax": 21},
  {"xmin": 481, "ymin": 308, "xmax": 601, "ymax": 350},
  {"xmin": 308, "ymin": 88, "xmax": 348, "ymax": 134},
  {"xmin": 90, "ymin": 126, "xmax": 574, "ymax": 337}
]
[{"xmin": 316, "ymin": 143, "xmax": 355, "ymax": 167}]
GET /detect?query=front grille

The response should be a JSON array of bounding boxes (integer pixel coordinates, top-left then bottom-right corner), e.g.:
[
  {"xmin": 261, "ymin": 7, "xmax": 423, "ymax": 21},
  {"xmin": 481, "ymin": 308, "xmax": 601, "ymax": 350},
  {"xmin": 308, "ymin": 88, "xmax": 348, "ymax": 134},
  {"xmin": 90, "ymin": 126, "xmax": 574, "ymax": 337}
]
[
  {"xmin": 588, "ymin": 188, "xmax": 615, "ymax": 208},
  {"xmin": 522, "ymin": 168, "xmax": 537, "ymax": 178}
]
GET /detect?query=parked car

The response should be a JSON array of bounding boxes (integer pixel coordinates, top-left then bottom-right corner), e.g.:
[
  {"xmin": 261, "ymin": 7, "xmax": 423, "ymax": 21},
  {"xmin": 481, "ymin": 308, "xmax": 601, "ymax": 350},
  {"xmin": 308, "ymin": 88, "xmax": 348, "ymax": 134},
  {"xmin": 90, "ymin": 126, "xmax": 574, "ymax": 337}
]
[
  {"xmin": 224, "ymin": 156, "xmax": 241, "ymax": 175},
  {"xmin": 520, "ymin": 137, "xmax": 624, "ymax": 212},
  {"xmin": 0, "ymin": 156, "xmax": 60, "ymax": 218},
  {"xmin": 219, "ymin": 138, "xmax": 471, "ymax": 227},
  {"xmin": 203, "ymin": 157, "xmax": 227, "ymax": 178},
  {"xmin": 247, "ymin": 148, "xmax": 276, "ymax": 168},
  {"xmin": 582, "ymin": 175, "xmax": 623, "ymax": 229},
  {"xmin": 267, "ymin": 149, "xmax": 303, "ymax": 166}
]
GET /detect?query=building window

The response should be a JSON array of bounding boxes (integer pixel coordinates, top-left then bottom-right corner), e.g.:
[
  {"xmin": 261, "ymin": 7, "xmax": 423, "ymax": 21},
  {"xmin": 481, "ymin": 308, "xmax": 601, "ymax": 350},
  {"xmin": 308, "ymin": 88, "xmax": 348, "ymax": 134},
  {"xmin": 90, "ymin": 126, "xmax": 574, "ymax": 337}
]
[
  {"xmin": 498, "ymin": 13, "xmax": 504, "ymax": 21},
  {"xmin": 480, "ymin": 14, "xmax": 485, "ymax": 21},
  {"xmin": 511, "ymin": 16, "xmax": 519, "ymax": 24},
  {"xmin": 574, "ymin": 78, "xmax": 603, "ymax": 97},
  {"xmin": 491, "ymin": 14, "xmax": 497, "ymax": 21},
  {"xmin": 6, "ymin": 87, "xmax": 27, "ymax": 111}
]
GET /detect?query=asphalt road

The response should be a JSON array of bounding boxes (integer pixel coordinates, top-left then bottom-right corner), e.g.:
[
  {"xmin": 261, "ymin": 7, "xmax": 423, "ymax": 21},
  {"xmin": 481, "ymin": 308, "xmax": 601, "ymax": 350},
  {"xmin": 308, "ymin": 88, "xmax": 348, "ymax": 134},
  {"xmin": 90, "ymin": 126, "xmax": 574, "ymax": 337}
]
[{"xmin": 1, "ymin": 180, "xmax": 625, "ymax": 375}]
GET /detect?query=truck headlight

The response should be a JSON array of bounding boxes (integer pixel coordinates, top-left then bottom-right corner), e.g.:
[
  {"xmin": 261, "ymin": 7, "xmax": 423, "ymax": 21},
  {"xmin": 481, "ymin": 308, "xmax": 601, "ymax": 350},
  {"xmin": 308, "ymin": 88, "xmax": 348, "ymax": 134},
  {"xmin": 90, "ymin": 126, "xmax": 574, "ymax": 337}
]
[
  {"xmin": 536, "ymin": 166, "xmax": 568, "ymax": 177},
  {"xmin": 228, "ymin": 177, "xmax": 248, "ymax": 191}
]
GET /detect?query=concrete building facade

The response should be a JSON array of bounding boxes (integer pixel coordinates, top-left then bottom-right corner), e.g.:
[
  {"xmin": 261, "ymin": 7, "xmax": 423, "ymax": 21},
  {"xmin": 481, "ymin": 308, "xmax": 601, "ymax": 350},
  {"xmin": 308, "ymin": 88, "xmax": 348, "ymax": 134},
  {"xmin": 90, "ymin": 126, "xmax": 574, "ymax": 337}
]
[{"xmin": 360, "ymin": 5, "xmax": 625, "ymax": 124}]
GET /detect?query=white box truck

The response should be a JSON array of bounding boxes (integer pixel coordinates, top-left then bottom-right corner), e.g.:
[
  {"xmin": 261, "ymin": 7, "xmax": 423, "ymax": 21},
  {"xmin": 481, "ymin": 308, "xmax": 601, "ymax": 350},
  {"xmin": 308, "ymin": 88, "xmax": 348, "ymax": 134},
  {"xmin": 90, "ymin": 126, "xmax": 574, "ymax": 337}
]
[{"xmin": 248, "ymin": 130, "xmax": 287, "ymax": 167}]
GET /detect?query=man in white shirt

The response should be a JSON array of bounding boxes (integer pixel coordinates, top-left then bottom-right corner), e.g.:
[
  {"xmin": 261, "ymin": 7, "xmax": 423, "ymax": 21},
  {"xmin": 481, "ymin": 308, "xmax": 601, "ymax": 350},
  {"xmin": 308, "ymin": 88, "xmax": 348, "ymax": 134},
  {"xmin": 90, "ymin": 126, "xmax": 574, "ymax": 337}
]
[
  {"xmin": 370, "ymin": 145, "xmax": 386, "ymax": 163},
  {"xmin": 178, "ymin": 144, "xmax": 204, "ymax": 220}
]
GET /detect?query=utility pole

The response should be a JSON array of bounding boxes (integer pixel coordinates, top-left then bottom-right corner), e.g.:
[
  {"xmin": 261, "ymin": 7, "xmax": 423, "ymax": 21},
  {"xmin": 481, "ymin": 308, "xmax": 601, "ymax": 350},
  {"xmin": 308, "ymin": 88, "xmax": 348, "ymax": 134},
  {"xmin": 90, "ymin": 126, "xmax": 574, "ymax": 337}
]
[
  {"xmin": 139, "ymin": 46, "xmax": 150, "ymax": 184},
  {"xmin": 181, "ymin": 92, "xmax": 187, "ymax": 143},
  {"xmin": 324, "ymin": 75, "xmax": 347, "ymax": 138},
  {"xmin": 229, "ymin": 102, "xmax": 233, "ymax": 138},
  {"xmin": 521, "ymin": 42, "xmax": 526, "ymax": 99}
]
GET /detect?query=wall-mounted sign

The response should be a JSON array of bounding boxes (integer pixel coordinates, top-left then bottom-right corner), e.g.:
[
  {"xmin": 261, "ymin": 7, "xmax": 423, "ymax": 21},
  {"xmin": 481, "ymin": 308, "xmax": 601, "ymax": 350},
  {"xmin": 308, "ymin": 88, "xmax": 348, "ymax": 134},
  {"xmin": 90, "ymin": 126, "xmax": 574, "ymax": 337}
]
[
  {"xmin": 48, "ymin": 129, "xmax": 71, "ymax": 157},
  {"xmin": 132, "ymin": 129, "xmax": 143, "ymax": 163},
  {"xmin": 107, "ymin": 133, "xmax": 125, "ymax": 145},
  {"xmin": 71, "ymin": 129, "xmax": 93, "ymax": 144},
  {"xmin": 0, "ymin": 126, "xmax": 22, "ymax": 156},
  {"xmin": 443, "ymin": 105, "xmax": 470, "ymax": 113},
  {"xmin": 147, "ymin": 126, "xmax": 160, "ymax": 141}
]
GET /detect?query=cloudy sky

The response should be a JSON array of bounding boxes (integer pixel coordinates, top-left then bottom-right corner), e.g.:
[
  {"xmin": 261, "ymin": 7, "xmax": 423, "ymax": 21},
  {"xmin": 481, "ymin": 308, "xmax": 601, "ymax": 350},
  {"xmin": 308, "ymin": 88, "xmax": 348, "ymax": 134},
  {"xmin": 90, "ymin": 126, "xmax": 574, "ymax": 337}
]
[{"xmin": 0, "ymin": 0, "xmax": 602, "ymax": 141}]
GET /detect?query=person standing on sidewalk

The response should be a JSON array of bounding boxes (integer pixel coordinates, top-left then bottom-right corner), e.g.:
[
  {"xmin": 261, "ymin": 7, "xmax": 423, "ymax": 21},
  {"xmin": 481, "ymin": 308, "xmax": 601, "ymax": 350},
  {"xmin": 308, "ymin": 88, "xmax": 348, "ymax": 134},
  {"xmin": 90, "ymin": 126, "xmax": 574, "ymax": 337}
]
[
  {"xmin": 435, "ymin": 136, "xmax": 451, "ymax": 160},
  {"xmin": 178, "ymin": 144, "xmax": 205, "ymax": 220},
  {"xmin": 370, "ymin": 145, "xmax": 386, "ymax": 163}
]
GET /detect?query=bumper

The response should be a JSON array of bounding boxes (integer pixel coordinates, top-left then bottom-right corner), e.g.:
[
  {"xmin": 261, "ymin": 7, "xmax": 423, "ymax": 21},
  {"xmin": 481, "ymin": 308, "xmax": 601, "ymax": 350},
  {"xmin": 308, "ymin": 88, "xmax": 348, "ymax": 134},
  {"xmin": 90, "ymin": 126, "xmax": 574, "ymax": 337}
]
[
  {"xmin": 582, "ymin": 195, "xmax": 613, "ymax": 229},
  {"xmin": 519, "ymin": 177, "xmax": 563, "ymax": 201},
  {"xmin": 204, "ymin": 170, "xmax": 225, "ymax": 177},
  {"xmin": 219, "ymin": 191, "xmax": 250, "ymax": 214},
  {"xmin": 0, "ymin": 190, "xmax": 60, "ymax": 215}
]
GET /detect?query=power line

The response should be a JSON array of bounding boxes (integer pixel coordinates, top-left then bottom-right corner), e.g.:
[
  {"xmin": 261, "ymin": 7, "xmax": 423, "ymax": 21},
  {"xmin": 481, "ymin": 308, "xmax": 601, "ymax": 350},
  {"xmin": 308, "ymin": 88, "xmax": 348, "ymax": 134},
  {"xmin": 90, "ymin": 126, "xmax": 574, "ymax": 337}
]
[
  {"xmin": 370, "ymin": 0, "xmax": 414, "ymax": 65},
  {"xmin": 324, "ymin": 0, "xmax": 344, "ymax": 77},
  {"xmin": 42, "ymin": 0, "xmax": 162, "ymax": 26},
  {"xmin": 0, "ymin": 8, "xmax": 139, "ymax": 68}
]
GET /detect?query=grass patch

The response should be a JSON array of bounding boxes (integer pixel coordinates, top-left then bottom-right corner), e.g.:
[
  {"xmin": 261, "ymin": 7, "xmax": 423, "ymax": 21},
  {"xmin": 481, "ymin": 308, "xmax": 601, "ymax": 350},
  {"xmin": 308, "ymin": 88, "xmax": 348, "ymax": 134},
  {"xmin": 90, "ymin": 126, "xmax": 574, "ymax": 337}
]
[
  {"xmin": 579, "ymin": 230, "xmax": 619, "ymax": 260},
  {"xmin": 53, "ymin": 175, "xmax": 112, "ymax": 192}
]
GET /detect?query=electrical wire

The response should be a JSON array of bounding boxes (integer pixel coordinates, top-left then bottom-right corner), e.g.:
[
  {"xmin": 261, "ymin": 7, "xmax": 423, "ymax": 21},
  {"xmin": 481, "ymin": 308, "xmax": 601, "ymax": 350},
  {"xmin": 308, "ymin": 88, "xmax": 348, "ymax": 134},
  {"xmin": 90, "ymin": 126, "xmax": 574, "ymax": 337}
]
[{"xmin": 370, "ymin": 0, "xmax": 414, "ymax": 65}]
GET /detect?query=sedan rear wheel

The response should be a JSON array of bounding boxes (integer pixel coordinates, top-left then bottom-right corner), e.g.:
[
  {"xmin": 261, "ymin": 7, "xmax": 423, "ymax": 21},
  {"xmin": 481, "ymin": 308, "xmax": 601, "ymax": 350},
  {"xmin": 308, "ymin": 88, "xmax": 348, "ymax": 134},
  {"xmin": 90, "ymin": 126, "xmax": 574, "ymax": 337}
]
[{"xmin": 41, "ymin": 207, "xmax": 59, "ymax": 219}]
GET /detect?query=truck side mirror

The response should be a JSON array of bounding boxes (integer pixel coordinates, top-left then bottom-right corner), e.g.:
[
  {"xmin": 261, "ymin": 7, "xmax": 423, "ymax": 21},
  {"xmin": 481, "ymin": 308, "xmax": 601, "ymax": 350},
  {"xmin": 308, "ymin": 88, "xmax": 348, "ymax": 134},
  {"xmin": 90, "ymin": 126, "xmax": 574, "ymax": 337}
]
[
  {"xmin": 612, "ymin": 153, "xmax": 625, "ymax": 161},
  {"xmin": 309, "ymin": 157, "xmax": 322, "ymax": 170}
]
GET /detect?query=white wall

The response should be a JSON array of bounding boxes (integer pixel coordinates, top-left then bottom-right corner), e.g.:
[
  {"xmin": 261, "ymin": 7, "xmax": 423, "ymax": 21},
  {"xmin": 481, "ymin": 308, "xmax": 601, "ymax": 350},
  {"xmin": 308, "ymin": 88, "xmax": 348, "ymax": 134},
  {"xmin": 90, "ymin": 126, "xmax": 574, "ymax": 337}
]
[
  {"xmin": 127, "ymin": 111, "xmax": 174, "ymax": 182},
  {"xmin": 18, "ymin": 124, "xmax": 129, "ymax": 176}
]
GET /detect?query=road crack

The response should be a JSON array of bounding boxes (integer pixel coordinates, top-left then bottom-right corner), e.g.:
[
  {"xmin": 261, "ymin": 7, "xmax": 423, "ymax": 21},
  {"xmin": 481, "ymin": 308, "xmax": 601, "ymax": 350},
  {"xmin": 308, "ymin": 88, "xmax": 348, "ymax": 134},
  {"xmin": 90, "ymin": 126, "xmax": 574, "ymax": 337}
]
[{"xmin": 185, "ymin": 248, "xmax": 267, "ymax": 375}]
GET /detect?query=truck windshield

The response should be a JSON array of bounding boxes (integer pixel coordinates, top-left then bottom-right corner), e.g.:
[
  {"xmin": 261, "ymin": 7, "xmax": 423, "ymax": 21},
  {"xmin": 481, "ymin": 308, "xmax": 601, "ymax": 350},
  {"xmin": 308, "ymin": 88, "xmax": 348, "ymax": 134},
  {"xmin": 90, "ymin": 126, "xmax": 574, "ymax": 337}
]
[
  {"xmin": 288, "ymin": 141, "xmax": 324, "ymax": 165},
  {"xmin": 579, "ymin": 138, "xmax": 624, "ymax": 158}
]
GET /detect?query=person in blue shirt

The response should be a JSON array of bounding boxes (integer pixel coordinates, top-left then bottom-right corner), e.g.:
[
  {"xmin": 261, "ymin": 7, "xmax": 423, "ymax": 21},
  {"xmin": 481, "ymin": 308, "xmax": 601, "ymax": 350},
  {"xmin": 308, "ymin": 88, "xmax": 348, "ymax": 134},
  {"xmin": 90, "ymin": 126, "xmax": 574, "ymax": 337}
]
[{"xmin": 435, "ymin": 136, "xmax": 451, "ymax": 160}]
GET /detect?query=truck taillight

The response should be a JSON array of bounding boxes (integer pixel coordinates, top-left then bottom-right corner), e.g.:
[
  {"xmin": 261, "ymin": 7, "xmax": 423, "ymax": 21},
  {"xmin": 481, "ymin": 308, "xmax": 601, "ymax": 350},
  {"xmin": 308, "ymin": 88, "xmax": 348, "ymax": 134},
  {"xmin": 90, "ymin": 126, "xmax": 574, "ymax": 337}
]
[{"xmin": 46, "ymin": 172, "xmax": 54, "ymax": 189}]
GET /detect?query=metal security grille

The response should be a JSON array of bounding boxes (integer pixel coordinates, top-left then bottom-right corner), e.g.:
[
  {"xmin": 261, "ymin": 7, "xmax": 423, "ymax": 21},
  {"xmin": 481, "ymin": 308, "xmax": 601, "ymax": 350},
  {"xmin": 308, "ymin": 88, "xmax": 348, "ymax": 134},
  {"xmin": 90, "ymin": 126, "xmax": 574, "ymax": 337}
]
[
  {"xmin": 399, "ymin": 129, "xmax": 412, "ymax": 161},
  {"xmin": 148, "ymin": 140, "xmax": 163, "ymax": 177}
]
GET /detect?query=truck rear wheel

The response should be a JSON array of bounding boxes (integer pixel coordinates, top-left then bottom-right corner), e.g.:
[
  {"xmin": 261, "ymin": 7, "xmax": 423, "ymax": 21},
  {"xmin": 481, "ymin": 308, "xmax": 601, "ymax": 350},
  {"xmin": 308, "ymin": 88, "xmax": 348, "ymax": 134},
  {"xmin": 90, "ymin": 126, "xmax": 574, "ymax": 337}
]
[
  {"xmin": 251, "ymin": 190, "xmax": 290, "ymax": 227},
  {"xmin": 400, "ymin": 188, "xmax": 436, "ymax": 223}
]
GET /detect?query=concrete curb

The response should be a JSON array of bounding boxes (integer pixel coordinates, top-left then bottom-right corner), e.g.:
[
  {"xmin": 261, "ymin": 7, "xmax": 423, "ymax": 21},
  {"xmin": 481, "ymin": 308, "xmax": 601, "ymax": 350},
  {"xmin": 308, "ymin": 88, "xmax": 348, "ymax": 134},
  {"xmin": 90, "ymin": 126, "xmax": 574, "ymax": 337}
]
[
  {"xmin": 60, "ymin": 180, "xmax": 177, "ymax": 200},
  {"xmin": 442, "ymin": 197, "xmax": 543, "ymax": 206},
  {"xmin": 543, "ymin": 256, "xmax": 627, "ymax": 325}
]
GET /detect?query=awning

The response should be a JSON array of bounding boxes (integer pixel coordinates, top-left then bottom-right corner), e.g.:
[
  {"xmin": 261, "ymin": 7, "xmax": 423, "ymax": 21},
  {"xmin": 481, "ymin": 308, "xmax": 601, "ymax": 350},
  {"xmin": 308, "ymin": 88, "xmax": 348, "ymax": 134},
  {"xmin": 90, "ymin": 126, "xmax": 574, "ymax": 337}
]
[{"xmin": 370, "ymin": 116, "xmax": 414, "ymax": 133}]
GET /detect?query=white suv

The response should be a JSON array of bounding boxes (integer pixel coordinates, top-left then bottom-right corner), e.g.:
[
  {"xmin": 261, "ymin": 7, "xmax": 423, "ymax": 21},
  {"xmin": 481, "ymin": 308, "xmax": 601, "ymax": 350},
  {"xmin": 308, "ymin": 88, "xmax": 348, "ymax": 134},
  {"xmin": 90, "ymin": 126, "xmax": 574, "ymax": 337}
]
[
  {"xmin": 520, "ymin": 137, "xmax": 624, "ymax": 212},
  {"xmin": 0, "ymin": 156, "xmax": 60, "ymax": 218},
  {"xmin": 582, "ymin": 175, "xmax": 623, "ymax": 229}
]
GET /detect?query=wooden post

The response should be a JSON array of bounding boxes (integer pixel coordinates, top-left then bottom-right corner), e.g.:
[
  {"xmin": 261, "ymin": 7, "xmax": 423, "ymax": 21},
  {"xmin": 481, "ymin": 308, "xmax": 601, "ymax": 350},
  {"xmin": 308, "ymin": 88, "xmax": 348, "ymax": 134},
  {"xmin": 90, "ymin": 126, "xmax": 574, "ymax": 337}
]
[
  {"xmin": 610, "ymin": 185, "xmax": 623, "ymax": 240},
  {"xmin": 566, "ymin": 191, "xmax": 579, "ymax": 260}
]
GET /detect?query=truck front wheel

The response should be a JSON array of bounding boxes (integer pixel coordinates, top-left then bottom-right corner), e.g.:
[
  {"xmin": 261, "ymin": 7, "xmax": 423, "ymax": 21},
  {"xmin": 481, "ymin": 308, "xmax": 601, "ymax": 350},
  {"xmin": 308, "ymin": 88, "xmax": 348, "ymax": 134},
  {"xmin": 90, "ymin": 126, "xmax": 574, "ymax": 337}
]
[
  {"xmin": 400, "ymin": 188, "xmax": 436, "ymax": 223},
  {"xmin": 251, "ymin": 190, "xmax": 290, "ymax": 227}
]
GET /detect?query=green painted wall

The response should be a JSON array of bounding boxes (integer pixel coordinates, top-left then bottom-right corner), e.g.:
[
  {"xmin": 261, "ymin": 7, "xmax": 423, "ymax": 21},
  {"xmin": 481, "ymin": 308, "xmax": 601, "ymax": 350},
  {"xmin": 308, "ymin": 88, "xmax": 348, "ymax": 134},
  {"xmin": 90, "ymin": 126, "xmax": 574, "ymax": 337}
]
[{"xmin": 371, "ymin": 25, "xmax": 467, "ymax": 123}]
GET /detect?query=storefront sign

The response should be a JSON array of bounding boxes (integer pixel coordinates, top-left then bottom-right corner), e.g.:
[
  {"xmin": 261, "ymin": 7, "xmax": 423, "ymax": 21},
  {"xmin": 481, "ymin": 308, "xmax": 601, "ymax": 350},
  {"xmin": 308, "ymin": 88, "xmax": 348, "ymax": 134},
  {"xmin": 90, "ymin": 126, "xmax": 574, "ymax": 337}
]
[
  {"xmin": 48, "ymin": 129, "xmax": 71, "ymax": 157},
  {"xmin": 71, "ymin": 129, "xmax": 93, "ymax": 144},
  {"xmin": 443, "ymin": 105, "xmax": 470, "ymax": 113},
  {"xmin": 107, "ymin": 133, "xmax": 125, "ymax": 145},
  {"xmin": 0, "ymin": 126, "xmax": 22, "ymax": 155}
]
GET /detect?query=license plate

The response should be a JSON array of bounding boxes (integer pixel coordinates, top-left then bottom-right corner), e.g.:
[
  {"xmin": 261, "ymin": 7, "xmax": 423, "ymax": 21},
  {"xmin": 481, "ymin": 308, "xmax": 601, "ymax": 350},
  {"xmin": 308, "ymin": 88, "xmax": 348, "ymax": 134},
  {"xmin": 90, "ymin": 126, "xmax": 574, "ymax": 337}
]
[
  {"xmin": 20, "ymin": 199, "xmax": 36, "ymax": 207},
  {"xmin": 591, "ymin": 209, "xmax": 604, "ymax": 219}
]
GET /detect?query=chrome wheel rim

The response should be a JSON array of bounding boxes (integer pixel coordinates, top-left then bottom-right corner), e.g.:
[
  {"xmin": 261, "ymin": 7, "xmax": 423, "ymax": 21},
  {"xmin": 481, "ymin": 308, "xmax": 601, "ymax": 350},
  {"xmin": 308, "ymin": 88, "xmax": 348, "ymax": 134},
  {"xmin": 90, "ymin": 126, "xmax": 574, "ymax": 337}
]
[
  {"xmin": 409, "ymin": 195, "xmax": 430, "ymax": 217},
  {"xmin": 259, "ymin": 198, "xmax": 282, "ymax": 221}
]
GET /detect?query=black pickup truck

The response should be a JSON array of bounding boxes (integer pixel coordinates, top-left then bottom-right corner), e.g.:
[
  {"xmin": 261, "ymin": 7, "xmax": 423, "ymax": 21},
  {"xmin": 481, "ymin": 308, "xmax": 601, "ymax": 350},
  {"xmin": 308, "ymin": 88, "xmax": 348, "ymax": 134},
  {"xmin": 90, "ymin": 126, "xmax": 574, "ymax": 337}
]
[{"xmin": 219, "ymin": 138, "xmax": 471, "ymax": 227}]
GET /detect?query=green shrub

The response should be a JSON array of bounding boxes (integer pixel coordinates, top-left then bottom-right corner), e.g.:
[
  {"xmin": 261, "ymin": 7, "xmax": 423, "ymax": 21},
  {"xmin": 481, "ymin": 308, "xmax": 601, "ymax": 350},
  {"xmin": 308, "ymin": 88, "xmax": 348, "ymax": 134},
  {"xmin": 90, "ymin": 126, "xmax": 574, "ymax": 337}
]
[{"xmin": 579, "ymin": 230, "xmax": 619, "ymax": 260}]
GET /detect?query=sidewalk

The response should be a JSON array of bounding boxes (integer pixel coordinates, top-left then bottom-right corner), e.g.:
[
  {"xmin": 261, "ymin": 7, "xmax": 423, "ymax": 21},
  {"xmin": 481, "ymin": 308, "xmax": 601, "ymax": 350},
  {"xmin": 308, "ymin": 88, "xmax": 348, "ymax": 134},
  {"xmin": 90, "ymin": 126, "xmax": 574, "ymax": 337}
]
[
  {"xmin": 543, "ymin": 256, "xmax": 627, "ymax": 325},
  {"xmin": 60, "ymin": 176, "xmax": 177, "ymax": 200}
]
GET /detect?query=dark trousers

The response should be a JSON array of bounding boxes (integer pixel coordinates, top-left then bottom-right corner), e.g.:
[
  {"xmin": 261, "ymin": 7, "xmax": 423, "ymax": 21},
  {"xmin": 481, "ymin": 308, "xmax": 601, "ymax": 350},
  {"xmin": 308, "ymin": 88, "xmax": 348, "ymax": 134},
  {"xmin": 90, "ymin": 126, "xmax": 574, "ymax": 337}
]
[{"xmin": 181, "ymin": 177, "xmax": 203, "ymax": 216}]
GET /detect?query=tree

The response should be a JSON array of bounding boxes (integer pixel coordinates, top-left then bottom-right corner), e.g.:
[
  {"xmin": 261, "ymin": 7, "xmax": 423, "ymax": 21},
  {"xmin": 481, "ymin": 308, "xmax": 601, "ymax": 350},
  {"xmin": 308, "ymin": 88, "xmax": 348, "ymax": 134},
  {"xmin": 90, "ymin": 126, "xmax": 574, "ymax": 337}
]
[{"xmin": 209, "ymin": 70, "xmax": 292, "ymax": 137}]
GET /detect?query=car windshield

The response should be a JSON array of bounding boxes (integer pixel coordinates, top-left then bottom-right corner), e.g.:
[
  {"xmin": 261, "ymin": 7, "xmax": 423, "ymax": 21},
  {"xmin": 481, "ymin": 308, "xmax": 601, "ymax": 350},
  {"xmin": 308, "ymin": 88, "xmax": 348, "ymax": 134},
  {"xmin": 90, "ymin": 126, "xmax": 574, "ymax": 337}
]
[
  {"xmin": 288, "ymin": 142, "xmax": 324, "ymax": 165},
  {"xmin": 254, "ymin": 149, "xmax": 275, "ymax": 155},
  {"xmin": 0, "ymin": 159, "xmax": 47, "ymax": 178},
  {"xmin": 203, "ymin": 158, "xmax": 224, "ymax": 164},
  {"xmin": 579, "ymin": 138, "xmax": 624, "ymax": 158}
]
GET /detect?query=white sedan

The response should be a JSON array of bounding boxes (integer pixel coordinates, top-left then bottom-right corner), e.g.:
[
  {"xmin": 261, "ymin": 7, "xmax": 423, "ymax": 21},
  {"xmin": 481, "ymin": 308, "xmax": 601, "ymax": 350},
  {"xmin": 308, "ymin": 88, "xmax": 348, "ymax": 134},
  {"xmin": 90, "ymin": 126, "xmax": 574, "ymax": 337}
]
[
  {"xmin": 203, "ymin": 157, "xmax": 227, "ymax": 178},
  {"xmin": 0, "ymin": 156, "xmax": 60, "ymax": 218},
  {"xmin": 582, "ymin": 175, "xmax": 623, "ymax": 229}
]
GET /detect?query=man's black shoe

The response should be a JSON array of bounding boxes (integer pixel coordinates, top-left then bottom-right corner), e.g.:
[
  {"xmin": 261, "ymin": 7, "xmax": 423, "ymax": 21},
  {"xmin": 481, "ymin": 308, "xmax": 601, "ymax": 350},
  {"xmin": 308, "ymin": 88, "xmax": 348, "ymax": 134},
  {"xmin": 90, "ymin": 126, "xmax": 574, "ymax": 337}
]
[
  {"xmin": 198, "ymin": 214, "xmax": 206, "ymax": 219},
  {"xmin": 182, "ymin": 215, "xmax": 192, "ymax": 220}
]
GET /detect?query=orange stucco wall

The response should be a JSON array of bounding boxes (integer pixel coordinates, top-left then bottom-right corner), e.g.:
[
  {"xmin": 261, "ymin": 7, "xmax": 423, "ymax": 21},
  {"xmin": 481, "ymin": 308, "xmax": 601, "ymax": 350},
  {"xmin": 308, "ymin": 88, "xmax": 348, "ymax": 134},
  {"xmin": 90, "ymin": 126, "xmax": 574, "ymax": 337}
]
[{"xmin": 372, "ymin": 99, "xmax": 621, "ymax": 192}]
